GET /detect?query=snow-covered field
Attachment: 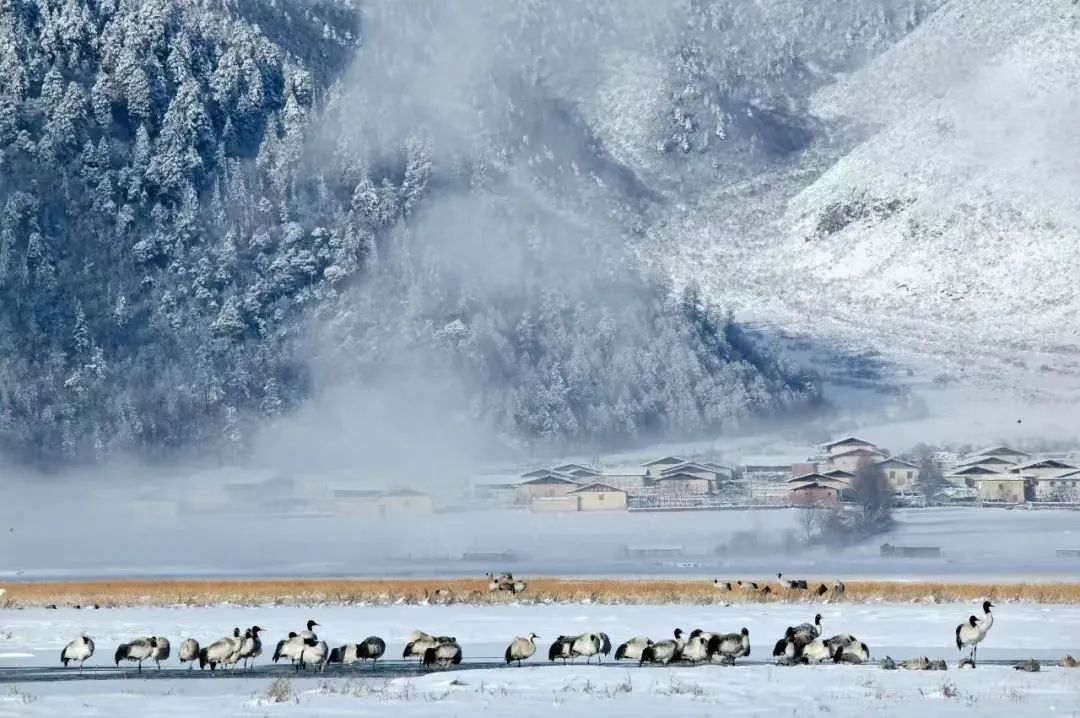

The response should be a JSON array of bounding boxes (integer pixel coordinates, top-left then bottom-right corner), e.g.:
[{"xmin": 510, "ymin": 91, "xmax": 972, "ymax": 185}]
[
  {"xmin": 3, "ymin": 505, "xmax": 1080, "ymax": 582},
  {"xmin": 1, "ymin": 603, "xmax": 1078, "ymax": 716}
]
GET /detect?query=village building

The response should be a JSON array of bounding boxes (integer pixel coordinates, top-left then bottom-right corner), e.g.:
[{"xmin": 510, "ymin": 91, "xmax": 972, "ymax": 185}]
[
  {"xmin": 789, "ymin": 481, "xmax": 840, "ymax": 507},
  {"xmin": 822, "ymin": 437, "xmax": 879, "ymax": 456},
  {"xmin": 826, "ymin": 447, "xmax": 889, "ymax": 473},
  {"xmin": 1032, "ymin": 474, "xmax": 1080, "ymax": 501},
  {"xmin": 642, "ymin": 456, "xmax": 689, "ymax": 477},
  {"xmin": 597, "ymin": 473, "xmax": 649, "ymax": 492},
  {"xmin": 786, "ymin": 472, "xmax": 850, "ymax": 498},
  {"xmin": 650, "ymin": 471, "xmax": 712, "ymax": 495},
  {"xmin": 519, "ymin": 468, "xmax": 564, "ymax": 480},
  {"xmin": 515, "ymin": 473, "xmax": 580, "ymax": 503},
  {"xmin": 529, "ymin": 495, "xmax": 580, "ymax": 512},
  {"xmin": 569, "ymin": 482, "xmax": 629, "ymax": 511},
  {"xmin": 820, "ymin": 468, "xmax": 856, "ymax": 483},
  {"xmin": 1009, "ymin": 458, "xmax": 1078, "ymax": 479},
  {"xmin": 551, "ymin": 463, "xmax": 600, "ymax": 478},
  {"xmin": 702, "ymin": 462, "xmax": 736, "ymax": 480},
  {"xmin": 956, "ymin": 455, "xmax": 1021, "ymax": 473},
  {"xmin": 969, "ymin": 446, "xmax": 1031, "ymax": 466},
  {"xmin": 741, "ymin": 464, "xmax": 794, "ymax": 483},
  {"xmin": 876, "ymin": 457, "xmax": 920, "ymax": 490},
  {"xmin": 660, "ymin": 461, "xmax": 721, "ymax": 482},
  {"xmin": 970, "ymin": 475, "xmax": 1026, "ymax": 503},
  {"xmin": 948, "ymin": 464, "xmax": 1008, "ymax": 486}
]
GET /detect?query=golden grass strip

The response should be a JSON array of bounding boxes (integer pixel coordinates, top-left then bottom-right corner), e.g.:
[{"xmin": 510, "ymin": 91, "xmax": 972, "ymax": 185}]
[{"xmin": 3, "ymin": 578, "xmax": 1080, "ymax": 608}]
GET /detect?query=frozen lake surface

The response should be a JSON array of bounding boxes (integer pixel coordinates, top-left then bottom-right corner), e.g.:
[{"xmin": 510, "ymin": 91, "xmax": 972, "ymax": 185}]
[
  {"xmin": 1, "ymin": 603, "xmax": 1078, "ymax": 716},
  {"xmin": 3, "ymin": 506, "xmax": 1080, "ymax": 582}
]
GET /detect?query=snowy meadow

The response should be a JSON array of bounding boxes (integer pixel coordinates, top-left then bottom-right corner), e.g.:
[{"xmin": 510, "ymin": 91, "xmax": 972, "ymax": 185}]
[{"xmin": 1, "ymin": 603, "xmax": 1079, "ymax": 717}]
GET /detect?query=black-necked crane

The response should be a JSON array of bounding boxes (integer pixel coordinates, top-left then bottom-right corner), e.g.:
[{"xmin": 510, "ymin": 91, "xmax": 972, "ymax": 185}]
[
  {"xmin": 150, "ymin": 636, "xmax": 170, "ymax": 670},
  {"xmin": 238, "ymin": 626, "xmax": 263, "ymax": 669},
  {"xmin": 569, "ymin": 633, "xmax": 603, "ymax": 664},
  {"xmin": 706, "ymin": 627, "xmax": 750, "ymax": 663},
  {"xmin": 955, "ymin": 615, "xmax": 982, "ymax": 661},
  {"xmin": 505, "ymin": 633, "xmax": 538, "ymax": 666},
  {"xmin": 179, "ymin": 638, "xmax": 200, "ymax": 669},
  {"xmin": 60, "ymin": 634, "xmax": 94, "ymax": 671},
  {"xmin": 548, "ymin": 635, "xmax": 572, "ymax": 663},
  {"xmin": 332, "ymin": 636, "xmax": 387, "ymax": 665},
  {"xmin": 272, "ymin": 632, "xmax": 304, "ymax": 666},
  {"xmin": 300, "ymin": 638, "xmax": 329, "ymax": 672},
  {"xmin": 423, "ymin": 639, "xmax": 461, "ymax": 668},
  {"xmin": 614, "ymin": 636, "xmax": 652, "ymax": 661},
  {"xmin": 792, "ymin": 613, "xmax": 823, "ymax": 642},
  {"xmin": 115, "ymin": 637, "xmax": 157, "ymax": 673},
  {"xmin": 830, "ymin": 638, "xmax": 870, "ymax": 664},
  {"xmin": 679, "ymin": 633, "xmax": 709, "ymax": 663},
  {"xmin": 403, "ymin": 631, "xmax": 440, "ymax": 664},
  {"xmin": 201, "ymin": 630, "xmax": 243, "ymax": 672},
  {"xmin": 299, "ymin": 620, "xmax": 320, "ymax": 640},
  {"xmin": 639, "ymin": 629, "xmax": 684, "ymax": 665},
  {"xmin": 777, "ymin": 573, "xmax": 808, "ymax": 590}
]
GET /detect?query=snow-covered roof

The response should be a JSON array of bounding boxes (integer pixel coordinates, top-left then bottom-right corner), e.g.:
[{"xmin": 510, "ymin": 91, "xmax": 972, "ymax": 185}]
[
  {"xmin": 950, "ymin": 465, "xmax": 1007, "ymax": 476},
  {"xmin": 830, "ymin": 447, "xmax": 887, "ymax": 458},
  {"xmin": 518, "ymin": 475, "xmax": 580, "ymax": 486},
  {"xmin": 786, "ymin": 473, "xmax": 849, "ymax": 489},
  {"xmin": 520, "ymin": 468, "xmax": 560, "ymax": 479},
  {"xmin": 1011, "ymin": 458, "xmax": 1076, "ymax": 471},
  {"xmin": 975, "ymin": 446, "xmax": 1030, "ymax": 458},
  {"xmin": 660, "ymin": 461, "xmax": 717, "ymax": 476},
  {"xmin": 652, "ymin": 472, "xmax": 713, "ymax": 482},
  {"xmin": 823, "ymin": 437, "xmax": 877, "ymax": 450},
  {"xmin": 876, "ymin": 457, "xmax": 919, "ymax": 469},
  {"xmin": 958, "ymin": 455, "xmax": 1017, "ymax": 467},
  {"xmin": 790, "ymin": 481, "xmax": 841, "ymax": 492},
  {"xmin": 552, "ymin": 463, "xmax": 599, "ymax": 475},
  {"xmin": 642, "ymin": 456, "xmax": 688, "ymax": 466},
  {"xmin": 569, "ymin": 482, "xmax": 627, "ymax": 494}
]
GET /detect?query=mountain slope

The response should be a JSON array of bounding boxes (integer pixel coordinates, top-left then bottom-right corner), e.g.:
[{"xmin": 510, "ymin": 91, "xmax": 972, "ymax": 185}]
[{"xmin": 656, "ymin": 0, "xmax": 1080, "ymax": 409}]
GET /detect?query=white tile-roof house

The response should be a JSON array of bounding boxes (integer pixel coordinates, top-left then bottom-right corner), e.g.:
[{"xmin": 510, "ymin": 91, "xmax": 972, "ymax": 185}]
[
  {"xmin": 642, "ymin": 456, "xmax": 689, "ymax": 477},
  {"xmin": 826, "ymin": 447, "xmax": 888, "ymax": 473},
  {"xmin": 876, "ymin": 457, "xmax": 920, "ymax": 490},
  {"xmin": 1009, "ymin": 459, "xmax": 1077, "ymax": 478},
  {"xmin": 551, "ymin": 463, "xmax": 600, "ymax": 477},
  {"xmin": 822, "ymin": 437, "xmax": 879, "ymax": 455}
]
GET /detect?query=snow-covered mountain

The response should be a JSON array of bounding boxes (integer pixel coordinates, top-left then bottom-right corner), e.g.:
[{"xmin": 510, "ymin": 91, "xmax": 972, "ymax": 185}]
[
  {"xmin": 3, "ymin": 0, "xmax": 1072, "ymax": 468},
  {"xmin": 650, "ymin": 0, "xmax": 1080, "ymax": 439}
]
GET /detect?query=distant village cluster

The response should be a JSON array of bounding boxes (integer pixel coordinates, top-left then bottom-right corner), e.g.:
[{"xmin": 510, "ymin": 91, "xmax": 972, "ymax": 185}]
[
  {"xmin": 503, "ymin": 437, "xmax": 1080, "ymax": 513},
  {"xmin": 137, "ymin": 437, "xmax": 1080, "ymax": 523}
]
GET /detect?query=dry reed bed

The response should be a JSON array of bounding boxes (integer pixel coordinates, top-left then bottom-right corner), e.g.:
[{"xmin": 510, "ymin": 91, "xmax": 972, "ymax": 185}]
[{"xmin": 3, "ymin": 579, "xmax": 1080, "ymax": 608}]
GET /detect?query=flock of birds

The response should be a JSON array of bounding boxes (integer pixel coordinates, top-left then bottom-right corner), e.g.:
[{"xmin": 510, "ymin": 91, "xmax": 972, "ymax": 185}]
[
  {"xmin": 712, "ymin": 574, "xmax": 847, "ymax": 598},
  {"xmin": 56, "ymin": 598, "xmax": 1011, "ymax": 675}
]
